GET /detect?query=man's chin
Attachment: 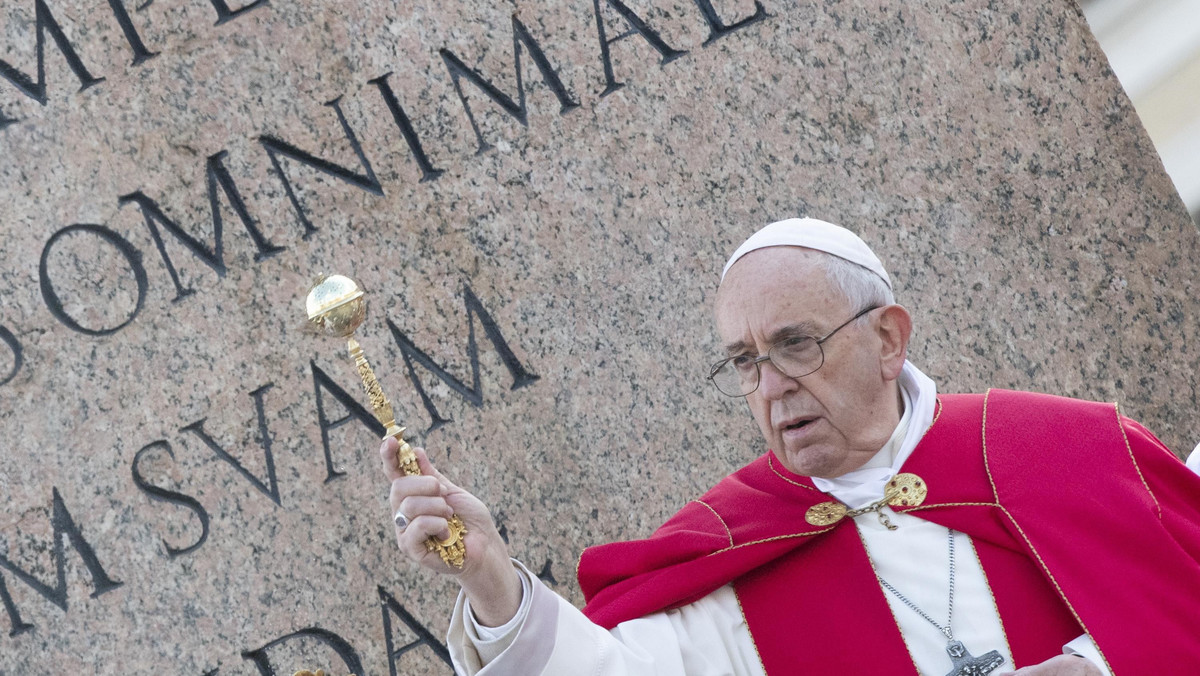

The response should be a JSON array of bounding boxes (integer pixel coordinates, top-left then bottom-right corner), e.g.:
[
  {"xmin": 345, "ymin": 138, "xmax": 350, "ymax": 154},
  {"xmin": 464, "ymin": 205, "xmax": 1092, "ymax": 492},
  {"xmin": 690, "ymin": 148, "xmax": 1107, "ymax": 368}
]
[{"xmin": 779, "ymin": 446, "xmax": 844, "ymax": 478}]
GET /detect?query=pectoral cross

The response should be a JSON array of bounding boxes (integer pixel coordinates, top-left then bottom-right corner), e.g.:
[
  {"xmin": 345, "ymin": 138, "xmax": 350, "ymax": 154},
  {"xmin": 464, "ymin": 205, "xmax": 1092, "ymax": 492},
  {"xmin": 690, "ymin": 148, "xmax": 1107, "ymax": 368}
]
[{"xmin": 945, "ymin": 640, "xmax": 1005, "ymax": 676}]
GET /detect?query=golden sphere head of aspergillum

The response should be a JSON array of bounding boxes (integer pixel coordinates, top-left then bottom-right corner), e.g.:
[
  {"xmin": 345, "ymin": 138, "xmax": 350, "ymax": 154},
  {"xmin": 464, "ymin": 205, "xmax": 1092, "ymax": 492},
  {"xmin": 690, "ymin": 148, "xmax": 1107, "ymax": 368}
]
[{"xmin": 306, "ymin": 274, "xmax": 367, "ymax": 338}]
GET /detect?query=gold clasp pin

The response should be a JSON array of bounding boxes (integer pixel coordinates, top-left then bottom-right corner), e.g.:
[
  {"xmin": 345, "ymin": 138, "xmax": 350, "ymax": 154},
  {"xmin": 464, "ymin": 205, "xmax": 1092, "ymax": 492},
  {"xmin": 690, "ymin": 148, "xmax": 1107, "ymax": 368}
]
[{"xmin": 804, "ymin": 473, "xmax": 928, "ymax": 528}]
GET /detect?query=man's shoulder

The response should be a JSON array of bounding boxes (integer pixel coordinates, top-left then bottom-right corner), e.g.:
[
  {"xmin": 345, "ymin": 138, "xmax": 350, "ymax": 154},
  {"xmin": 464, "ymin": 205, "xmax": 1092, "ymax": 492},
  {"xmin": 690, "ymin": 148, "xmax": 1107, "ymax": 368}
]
[
  {"xmin": 946, "ymin": 388, "xmax": 1121, "ymax": 423},
  {"xmin": 944, "ymin": 388, "xmax": 1105, "ymax": 406},
  {"xmin": 937, "ymin": 388, "xmax": 1129, "ymax": 452},
  {"xmin": 640, "ymin": 452, "xmax": 831, "ymax": 546},
  {"xmin": 976, "ymin": 388, "xmax": 1162, "ymax": 475}
]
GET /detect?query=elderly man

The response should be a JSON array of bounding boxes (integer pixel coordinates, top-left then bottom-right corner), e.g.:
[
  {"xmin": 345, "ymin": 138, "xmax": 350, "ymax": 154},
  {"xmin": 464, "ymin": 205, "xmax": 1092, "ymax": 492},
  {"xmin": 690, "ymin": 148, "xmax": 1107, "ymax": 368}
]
[{"xmin": 381, "ymin": 219, "xmax": 1200, "ymax": 675}]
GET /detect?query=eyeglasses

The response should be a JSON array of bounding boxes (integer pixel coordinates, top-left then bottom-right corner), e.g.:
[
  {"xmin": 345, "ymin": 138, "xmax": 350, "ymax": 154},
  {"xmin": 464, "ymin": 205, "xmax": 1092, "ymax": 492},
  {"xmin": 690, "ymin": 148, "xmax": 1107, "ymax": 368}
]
[{"xmin": 707, "ymin": 306, "xmax": 880, "ymax": 397}]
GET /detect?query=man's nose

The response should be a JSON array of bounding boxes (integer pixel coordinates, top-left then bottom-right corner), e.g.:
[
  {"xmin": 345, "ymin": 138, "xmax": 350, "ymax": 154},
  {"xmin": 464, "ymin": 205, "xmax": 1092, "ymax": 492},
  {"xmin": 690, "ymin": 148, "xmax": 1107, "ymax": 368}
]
[{"xmin": 756, "ymin": 359, "xmax": 799, "ymax": 399}]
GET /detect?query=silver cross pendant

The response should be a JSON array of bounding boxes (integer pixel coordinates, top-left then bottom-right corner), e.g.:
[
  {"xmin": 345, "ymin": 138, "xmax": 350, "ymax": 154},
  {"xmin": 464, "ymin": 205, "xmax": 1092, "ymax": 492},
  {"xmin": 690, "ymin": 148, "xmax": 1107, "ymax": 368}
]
[{"xmin": 944, "ymin": 640, "xmax": 1005, "ymax": 676}]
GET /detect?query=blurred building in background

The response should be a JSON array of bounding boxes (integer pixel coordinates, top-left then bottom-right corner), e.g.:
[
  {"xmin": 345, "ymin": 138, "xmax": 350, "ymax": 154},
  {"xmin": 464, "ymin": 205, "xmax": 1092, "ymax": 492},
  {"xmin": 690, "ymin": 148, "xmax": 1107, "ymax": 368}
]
[{"xmin": 1082, "ymin": 0, "xmax": 1200, "ymax": 225}]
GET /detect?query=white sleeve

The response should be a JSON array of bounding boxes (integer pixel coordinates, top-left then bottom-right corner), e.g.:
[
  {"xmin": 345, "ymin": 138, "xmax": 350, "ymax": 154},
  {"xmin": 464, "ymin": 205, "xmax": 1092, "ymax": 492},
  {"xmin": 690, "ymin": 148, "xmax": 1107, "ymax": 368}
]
[
  {"xmin": 1186, "ymin": 442, "xmax": 1200, "ymax": 473},
  {"xmin": 1063, "ymin": 634, "xmax": 1114, "ymax": 676},
  {"xmin": 448, "ymin": 562, "xmax": 765, "ymax": 676},
  {"xmin": 462, "ymin": 563, "xmax": 532, "ymax": 663}
]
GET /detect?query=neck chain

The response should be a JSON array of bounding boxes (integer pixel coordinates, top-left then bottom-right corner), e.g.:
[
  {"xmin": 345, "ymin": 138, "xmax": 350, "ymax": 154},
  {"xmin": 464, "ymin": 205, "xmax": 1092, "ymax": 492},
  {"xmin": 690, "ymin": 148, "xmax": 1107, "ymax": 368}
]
[{"xmin": 873, "ymin": 530, "xmax": 1006, "ymax": 676}]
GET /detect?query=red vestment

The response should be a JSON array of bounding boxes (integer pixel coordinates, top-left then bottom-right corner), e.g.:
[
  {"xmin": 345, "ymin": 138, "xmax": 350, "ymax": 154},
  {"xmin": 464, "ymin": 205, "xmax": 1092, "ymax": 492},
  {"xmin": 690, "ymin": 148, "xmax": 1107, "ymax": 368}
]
[{"xmin": 578, "ymin": 390, "xmax": 1200, "ymax": 674}]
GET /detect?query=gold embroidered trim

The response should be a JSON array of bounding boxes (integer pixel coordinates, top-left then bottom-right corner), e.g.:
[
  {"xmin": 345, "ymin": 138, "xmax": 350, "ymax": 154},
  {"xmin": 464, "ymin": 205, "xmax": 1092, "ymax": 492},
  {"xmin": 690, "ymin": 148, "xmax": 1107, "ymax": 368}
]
[
  {"xmin": 929, "ymin": 395, "xmax": 945, "ymax": 427},
  {"xmin": 981, "ymin": 390, "xmax": 1000, "ymax": 503},
  {"xmin": 963, "ymin": 536, "xmax": 1015, "ymax": 665},
  {"xmin": 900, "ymin": 501, "xmax": 998, "ymax": 514},
  {"xmin": 731, "ymin": 586, "xmax": 769, "ymax": 674},
  {"xmin": 855, "ymin": 527, "xmax": 923, "ymax": 676},
  {"xmin": 994, "ymin": 504, "xmax": 1113, "ymax": 672},
  {"xmin": 767, "ymin": 455, "xmax": 822, "ymax": 491},
  {"xmin": 1113, "ymin": 401, "xmax": 1160, "ymax": 519},
  {"xmin": 694, "ymin": 500, "xmax": 735, "ymax": 547},
  {"xmin": 708, "ymin": 526, "xmax": 838, "ymax": 555}
]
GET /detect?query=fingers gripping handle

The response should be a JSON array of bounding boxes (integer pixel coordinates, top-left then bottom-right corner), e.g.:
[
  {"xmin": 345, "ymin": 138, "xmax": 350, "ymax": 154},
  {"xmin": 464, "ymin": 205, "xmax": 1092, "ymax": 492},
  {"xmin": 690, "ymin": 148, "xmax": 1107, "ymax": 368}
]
[{"xmin": 391, "ymin": 430, "xmax": 468, "ymax": 569}]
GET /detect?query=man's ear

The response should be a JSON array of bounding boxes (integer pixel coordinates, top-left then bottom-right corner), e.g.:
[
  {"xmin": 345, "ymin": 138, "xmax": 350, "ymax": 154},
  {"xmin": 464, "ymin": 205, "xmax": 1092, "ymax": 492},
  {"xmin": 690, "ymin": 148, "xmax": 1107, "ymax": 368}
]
[{"xmin": 876, "ymin": 304, "xmax": 912, "ymax": 381}]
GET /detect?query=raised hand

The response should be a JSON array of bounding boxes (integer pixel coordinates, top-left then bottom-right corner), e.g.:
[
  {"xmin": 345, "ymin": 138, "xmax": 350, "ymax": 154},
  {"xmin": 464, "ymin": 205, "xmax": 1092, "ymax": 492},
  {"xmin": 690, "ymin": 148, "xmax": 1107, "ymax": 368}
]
[{"xmin": 379, "ymin": 438, "xmax": 523, "ymax": 626}]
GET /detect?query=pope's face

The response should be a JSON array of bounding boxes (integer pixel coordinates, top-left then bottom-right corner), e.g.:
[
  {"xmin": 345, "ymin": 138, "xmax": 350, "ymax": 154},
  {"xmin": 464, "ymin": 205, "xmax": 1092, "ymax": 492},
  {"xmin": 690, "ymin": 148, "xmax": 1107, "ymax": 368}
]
[{"xmin": 714, "ymin": 247, "xmax": 902, "ymax": 478}]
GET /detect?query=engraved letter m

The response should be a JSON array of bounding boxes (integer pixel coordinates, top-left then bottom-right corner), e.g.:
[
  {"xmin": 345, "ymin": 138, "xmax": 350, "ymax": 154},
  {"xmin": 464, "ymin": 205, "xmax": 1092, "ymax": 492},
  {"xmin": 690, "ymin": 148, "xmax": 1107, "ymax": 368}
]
[{"xmin": 387, "ymin": 285, "xmax": 539, "ymax": 433}]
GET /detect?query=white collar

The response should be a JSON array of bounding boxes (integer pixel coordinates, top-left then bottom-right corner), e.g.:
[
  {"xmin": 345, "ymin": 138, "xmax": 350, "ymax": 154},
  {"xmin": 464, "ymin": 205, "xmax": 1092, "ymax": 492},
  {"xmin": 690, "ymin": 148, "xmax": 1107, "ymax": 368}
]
[{"xmin": 811, "ymin": 361, "xmax": 938, "ymax": 508}]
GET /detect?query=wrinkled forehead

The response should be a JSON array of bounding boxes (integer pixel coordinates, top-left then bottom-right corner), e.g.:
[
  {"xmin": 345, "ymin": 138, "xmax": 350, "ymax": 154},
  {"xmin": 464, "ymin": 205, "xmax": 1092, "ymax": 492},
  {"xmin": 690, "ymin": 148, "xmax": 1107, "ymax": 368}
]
[
  {"xmin": 714, "ymin": 247, "xmax": 848, "ymax": 329},
  {"xmin": 717, "ymin": 246, "xmax": 831, "ymax": 295}
]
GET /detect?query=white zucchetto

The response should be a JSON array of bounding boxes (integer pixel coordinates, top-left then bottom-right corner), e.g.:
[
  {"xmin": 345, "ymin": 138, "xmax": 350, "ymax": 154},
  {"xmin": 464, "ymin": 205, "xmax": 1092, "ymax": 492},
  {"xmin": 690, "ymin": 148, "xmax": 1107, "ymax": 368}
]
[{"xmin": 721, "ymin": 217, "xmax": 892, "ymax": 289}]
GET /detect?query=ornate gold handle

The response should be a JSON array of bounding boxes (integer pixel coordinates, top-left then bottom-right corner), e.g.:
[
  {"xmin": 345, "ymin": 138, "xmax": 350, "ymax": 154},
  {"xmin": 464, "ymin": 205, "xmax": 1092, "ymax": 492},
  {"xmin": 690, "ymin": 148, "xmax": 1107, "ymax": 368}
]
[{"xmin": 348, "ymin": 339, "xmax": 467, "ymax": 569}]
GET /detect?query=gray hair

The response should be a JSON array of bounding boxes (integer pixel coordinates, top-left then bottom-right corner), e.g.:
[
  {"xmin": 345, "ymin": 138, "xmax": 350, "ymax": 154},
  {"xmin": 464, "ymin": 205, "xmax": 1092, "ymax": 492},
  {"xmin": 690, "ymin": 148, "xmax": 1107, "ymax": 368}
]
[{"xmin": 811, "ymin": 251, "xmax": 895, "ymax": 310}]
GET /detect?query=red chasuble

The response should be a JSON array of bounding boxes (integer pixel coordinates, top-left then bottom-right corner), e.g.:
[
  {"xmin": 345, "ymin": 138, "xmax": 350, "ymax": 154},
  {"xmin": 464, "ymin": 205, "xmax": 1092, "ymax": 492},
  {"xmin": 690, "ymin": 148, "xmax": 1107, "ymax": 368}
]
[{"xmin": 578, "ymin": 390, "xmax": 1200, "ymax": 674}]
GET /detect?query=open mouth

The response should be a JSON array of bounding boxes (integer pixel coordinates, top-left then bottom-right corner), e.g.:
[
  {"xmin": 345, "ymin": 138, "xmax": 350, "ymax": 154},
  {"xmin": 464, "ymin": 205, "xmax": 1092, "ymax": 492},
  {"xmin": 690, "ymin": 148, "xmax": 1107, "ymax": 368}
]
[{"xmin": 783, "ymin": 418, "xmax": 814, "ymax": 431}]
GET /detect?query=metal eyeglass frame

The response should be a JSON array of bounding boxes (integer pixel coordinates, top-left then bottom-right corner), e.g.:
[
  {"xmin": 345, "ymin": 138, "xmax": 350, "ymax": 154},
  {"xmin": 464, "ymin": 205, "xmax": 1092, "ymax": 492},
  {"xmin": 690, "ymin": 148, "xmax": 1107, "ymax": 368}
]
[{"xmin": 707, "ymin": 305, "xmax": 881, "ymax": 397}]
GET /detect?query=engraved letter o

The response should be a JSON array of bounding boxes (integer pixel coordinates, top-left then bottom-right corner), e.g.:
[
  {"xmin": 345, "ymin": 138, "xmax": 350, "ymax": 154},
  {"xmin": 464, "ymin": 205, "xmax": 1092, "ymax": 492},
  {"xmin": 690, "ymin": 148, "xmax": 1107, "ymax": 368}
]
[
  {"xmin": 39, "ymin": 224, "xmax": 148, "ymax": 336},
  {"xmin": 0, "ymin": 323, "xmax": 21, "ymax": 387}
]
